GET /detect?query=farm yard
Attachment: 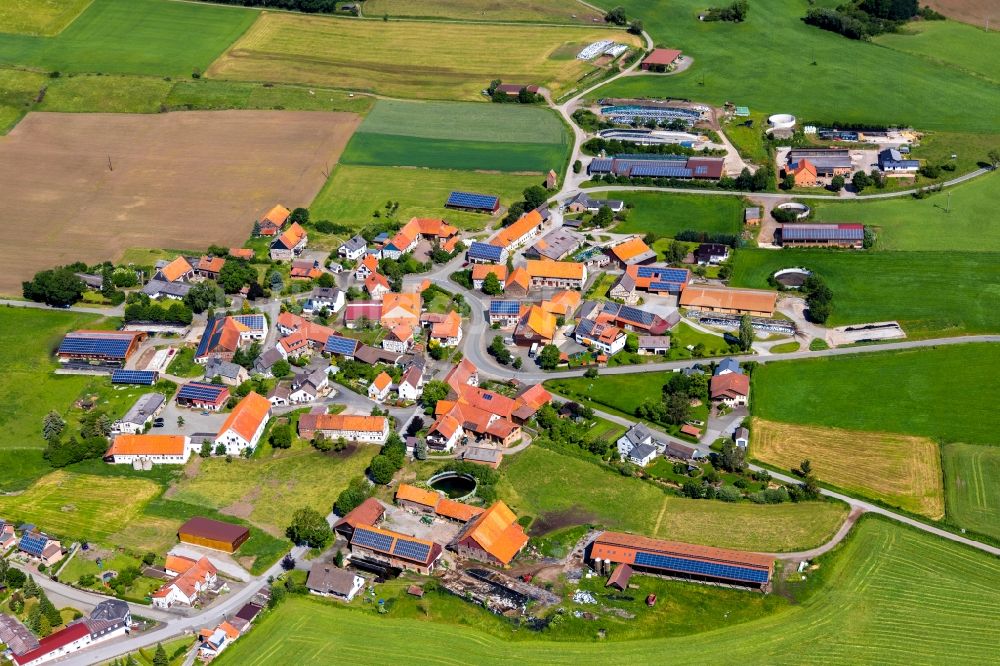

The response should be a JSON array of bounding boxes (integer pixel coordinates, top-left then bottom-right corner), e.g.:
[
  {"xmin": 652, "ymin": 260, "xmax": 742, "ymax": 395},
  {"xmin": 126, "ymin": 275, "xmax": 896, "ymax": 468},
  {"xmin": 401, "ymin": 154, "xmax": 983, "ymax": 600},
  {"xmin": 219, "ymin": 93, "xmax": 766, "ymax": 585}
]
[
  {"xmin": 0, "ymin": 470, "xmax": 160, "ymax": 541},
  {"xmin": 498, "ymin": 446, "xmax": 848, "ymax": 552},
  {"xmin": 0, "ymin": 0, "xmax": 94, "ymax": 36},
  {"xmin": 609, "ymin": 191, "xmax": 746, "ymax": 239},
  {"xmin": 591, "ymin": 0, "xmax": 1000, "ymax": 133},
  {"xmin": 206, "ymin": 12, "xmax": 642, "ymax": 101},
  {"xmin": 362, "ymin": 0, "xmax": 604, "ymax": 23},
  {"xmin": 751, "ymin": 344, "xmax": 998, "ymax": 445},
  {"xmin": 942, "ymin": 443, "xmax": 1000, "ymax": 541},
  {"xmin": 729, "ymin": 249, "xmax": 1000, "ymax": 336},
  {"xmin": 0, "ymin": 0, "xmax": 257, "ymax": 76},
  {"xmin": 0, "ymin": 110, "xmax": 359, "ymax": 295},
  {"xmin": 0, "ymin": 308, "xmax": 109, "ymax": 492},
  {"xmin": 216, "ymin": 517, "xmax": 1000, "ymax": 664},
  {"xmin": 340, "ymin": 99, "xmax": 570, "ymax": 173},
  {"xmin": 310, "ymin": 165, "xmax": 541, "ymax": 230},
  {"xmin": 810, "ymin": 173, "xmax": 1000, "ymax": 252},
  {"xmin": 751, "ymin": 418, "xmax": 944, "ymax": 519}
]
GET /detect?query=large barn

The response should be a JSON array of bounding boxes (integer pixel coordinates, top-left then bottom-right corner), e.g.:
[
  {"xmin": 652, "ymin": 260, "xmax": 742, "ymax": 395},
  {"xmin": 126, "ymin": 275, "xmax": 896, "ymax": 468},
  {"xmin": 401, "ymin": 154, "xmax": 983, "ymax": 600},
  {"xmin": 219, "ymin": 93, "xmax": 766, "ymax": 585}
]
[
  {"xmin": 589, "ymin": 531, "xmax": 774, "ymax": 591},
  {"xmin": 178, "ymin": 517, "xmax": 250, "ymax": 553}
]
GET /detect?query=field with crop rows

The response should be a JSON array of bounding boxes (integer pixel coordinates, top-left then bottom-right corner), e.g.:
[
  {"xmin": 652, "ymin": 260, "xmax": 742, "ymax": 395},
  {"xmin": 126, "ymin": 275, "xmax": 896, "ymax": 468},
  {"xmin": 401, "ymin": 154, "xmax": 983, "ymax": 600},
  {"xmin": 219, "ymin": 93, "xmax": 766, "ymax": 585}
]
[
  {"xmin": 942, "ymin": 443, "xmax": 1000, "ymax": 541},
  {"xmin": 364, "ymin": 0, "xmax": 603, "ymax": 23}
]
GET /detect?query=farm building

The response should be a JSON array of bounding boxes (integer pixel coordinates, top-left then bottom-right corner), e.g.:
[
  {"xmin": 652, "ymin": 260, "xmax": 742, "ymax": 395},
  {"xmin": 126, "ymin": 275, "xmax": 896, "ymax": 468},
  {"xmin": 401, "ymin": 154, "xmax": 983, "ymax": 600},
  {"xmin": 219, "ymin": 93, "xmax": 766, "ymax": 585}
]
[
  {"xmin": 462, "ymin": 445, "xmax": 504, "ymax": 468},
  {"xmin": 229, "ymin": 248, "xmax": 255, "ymax": 260},
  {"xmin": 178, "ymin": 517, "xmax": 250, "ymax": 553},
  {"xmin": 204, "ymin": 358, "xmax": 249, "ymax": 387},
  {"xmin": 196, "ymin": 255, "xmax": 226, "ymax": 280},
  {"xmin": 608, "ymin": 237, "xmax": 657, "ymax": 267},
  {"xmin": 641, "ymin": 48, "xmax": 683, "ymax": 70},
  {"xmin": 525, "ymin": 228, "xmax": 582, "ymax": 261},
  {"xmin": 429, "ymin": 310, "xmax": 463, "ymax": 347},
  {"xmin": 395, "ymin": 484, "xmax": 442, "ymax": 513},
  {"xmin": 152, "ymin": 555, "xmax": 218, "ymax": 609},
  {"xmin": 589, "ymin": 531, "xmax": 774, "ymax": 590},
  {"xmin": 297, "ymin": 413, "xmax": 390, "ymax": 444},
  {"xmin": 565, "ymin": 191, "xmax": 625, "ymax": 214},
  {"xmin": 382, "ymin": 218, "xmax": 458, "ymax": 260},
  {"xmin": 611, "ymin": 265, "xmax": 690, "ymax": 302},
  {"xmin": 104, "ymin": 434, "xmax": 192, "ymax": 465},
  {"xmin": 586, "ymin": 301, "xmax": 677, "ymax": 335},
  {"xmin": 679, "ymin": 286, "xmax": 778, "ymax": 317},
  {"xmin": 778, "ymin": 223, "xmax": 864, "ymax": 249},
  {"xmin": 514, "ymin": 305, "xmax": 557, "ymax": 347},
  {"xmin": 637, "ymin": 336, "xmax": 671, "ymax": 354},
  {"xmin": 215, "ymin": 392, "xmax": 271, "ymax": 455},
  {"xmin": 710, "ymin": 372, "xmax": 750, "ymax": 407},
  {"xmin": 290, "ymin": 258, "xmax": 323, "ymax": 280},
  {"xmin": 445, "ymin": 191, "xmax": 500, "ymax": 214},
  {"xmin": 10, "ymin": 600, "xmax": 130, "ymax": 666},
  {"xmin": 575, "ymin": 319, "xmax": 627, "ymax": 356},
  {"xmin": 525, "ymin": 260, "xmax": 587, "ymax": 290},
  {"xmin": 784, "ymin": 158, "xmax": 818, "ymax": 187},
  {"xmin": 56, "ymin": 330, "xmax": 146, "ymax": 366},
  {"xmin": 466, "ymin": 241, "xmax": 508, "ymax": 265},
  {"xmin": 878, "ymin": 148, "xmax": 920, "ymax": 173},
  {"xmin": 490, "ymin": 208, "xmax": 546, "ymax": 251},
  {"xmin": 449, "ymin": 501, "xmax": 528, "ymax": 567},
  {"xmin": 257, "ymin": 204, "xmax": 291, "ymax": 237},
  {"xmin": 306, "ymin": 563, "xmax": 365, "ymax": 602},
  {"xmin": 786, "ymin": 149, "xmax": 852, "ymax": 177},
  {"xmin": 348, "ymin": 525, "xmax": 443, "ymax": 575},
  {"xmin": 495, "ymin": 83, "xmax": 540, "ymax": 97},
  {"xmin": 153, "ymin": 256, "xmax": 195, "ymax": 284},
  {"xmin": 111, "ymin": 392, "xmax": 165, "ymax": 434},
  {"xmin": 333, "ymin": 498, "xmax": 386, "ymax": 541},
  {"xmin": 504, "ymin": 266, "xmax": 531, "ymax": 297},
  {"xmin": 175, "ymin": 382, "xmax": 230, "ymax": 411},
  {"xmin": 588, "ymin": 155, "xmax": 725, "ymax": 180},
  {"xmin": 381, "ymin": 292, "xmax": 422, "ymax": 331},
  {"xmin": 744, "ymin": 207, "xmax": 761, "ymax": 226},
  {"xmin": 342, "ymin": 302, "xmax": 383, "ymax": 329},
  {"xmin": 196, "ymin": 316, "xmax": 252, "ymax": 363},
  {"xmin": 472, "ymin": 264, "xmax": 508, "ymax": 290}
]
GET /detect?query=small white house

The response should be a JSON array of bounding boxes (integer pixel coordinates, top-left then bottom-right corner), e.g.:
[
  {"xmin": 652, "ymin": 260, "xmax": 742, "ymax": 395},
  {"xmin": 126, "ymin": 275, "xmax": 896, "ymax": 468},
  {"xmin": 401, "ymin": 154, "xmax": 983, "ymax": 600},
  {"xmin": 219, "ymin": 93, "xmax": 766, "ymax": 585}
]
[
  {"xmin": 338, "ymin": 235, "xmax": 368, "ymax": 262},
  {"xmin": 734, "ymin": 426, "xmax": 749, "ymax": 449},
  {"xmin": 397, "ymin": 365, "xmax": 424, "ymax": 401},
  {"xmin": 368, "ymin": 372, "xmax": 392, "ymax": 403},
  {"xmin": 617, "ymin": 423, "xmax": 654, "ymax": 459},
  {"xmin": 627, "ymin": 443, "xmax": 658, "ymax": 467}
]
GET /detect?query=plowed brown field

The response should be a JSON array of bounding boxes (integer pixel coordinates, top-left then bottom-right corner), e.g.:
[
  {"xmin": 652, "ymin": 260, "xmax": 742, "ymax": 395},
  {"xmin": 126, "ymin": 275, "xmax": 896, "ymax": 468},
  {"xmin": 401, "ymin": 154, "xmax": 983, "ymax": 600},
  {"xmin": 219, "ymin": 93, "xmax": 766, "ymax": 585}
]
[
  {"xmin": 752, "ymin": 418, "xmax": 944, "ymax": 519},
  {"xmin": 0, "ymin": 110, "xmax": 360, "ymax": 294}
]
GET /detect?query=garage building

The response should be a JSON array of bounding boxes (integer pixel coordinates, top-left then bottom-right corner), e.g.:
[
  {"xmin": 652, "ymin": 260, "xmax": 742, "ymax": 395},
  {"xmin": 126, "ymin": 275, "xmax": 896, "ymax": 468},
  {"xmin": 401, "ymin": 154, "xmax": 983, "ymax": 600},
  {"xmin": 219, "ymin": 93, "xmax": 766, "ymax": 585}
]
[{"xmin": 178, "ymin": 517, "xmax": 250, "ymax": 553}]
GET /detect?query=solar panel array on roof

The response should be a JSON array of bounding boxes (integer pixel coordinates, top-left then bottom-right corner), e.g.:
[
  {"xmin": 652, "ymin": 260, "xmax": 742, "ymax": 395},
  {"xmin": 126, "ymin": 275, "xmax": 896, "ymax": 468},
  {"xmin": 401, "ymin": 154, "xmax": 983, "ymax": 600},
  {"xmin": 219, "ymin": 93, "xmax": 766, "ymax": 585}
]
[
  {"xmin": 575, "ymin": 318, "xmax": 598, "ymax": 337},
  {"xmin": 111, "ymin": 369, "xmax": 157, "ymax": 386},
  {"xmin": 58, "ymin": 333, "xmax": 134, "ymax": 359},
  {"xmin": 446, "ymin": 191, "xmax": 499, "ymax": 210},
  {"xmin": 352, "ymin": 527, "xmax": 394, "ymax": 553},
  {"xmin": 634, "ymin": 551, "xmax": 769, "ymax": 584},
  {"xmin": 781, "ymin": 225, "xmax": 864, "ymax": 241},
  {"xmin": 177, "ymin": 382, "xmax": 228, "ymax": 401},
  {"xmin": 324, "ymin": 335, "xmax": 358, "ymax": 356},
  {"xmin": 19, "ymin": 532, "xmax": 48, "ymax": 557},
  {"xmin": 232, "ymin": 314, "xmax": 266, "ymax": 331},
  {"xmin": 489, "ymin": 300, "xmax": 521, "ymax": 315},
  {"xmin": 392, "ymin": 538, "xmax": 431, "ymax": 563},
  {"xmin": 468, "ymin": 242, "xmax": 504, "ymax": 262},
  {"xmin": 630, "ymin": 165, "xmax": 693, "ymax": 178},
  {"xmin": 618, "ymin": 305, "xmax": 655, "ymax": 327},
  {"xmin": 197, "ymin": 318, "xmax": 226, "ymax": 357},
  {"xmin": 636, "ymin": 266, "xmax": 688, "ymax": 282},
  {"xmin": 588, "ymin": 158, "xmax": 614, "ymax": 173}
]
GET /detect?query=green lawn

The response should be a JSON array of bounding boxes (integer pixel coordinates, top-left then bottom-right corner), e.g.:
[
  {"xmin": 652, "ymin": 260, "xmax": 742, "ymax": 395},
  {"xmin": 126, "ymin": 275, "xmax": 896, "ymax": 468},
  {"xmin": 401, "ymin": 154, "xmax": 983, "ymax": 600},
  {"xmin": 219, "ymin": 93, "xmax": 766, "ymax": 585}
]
[
  {"xmin": 363, "ymin": 0, "xmax": 604, "ymax": 24},
  {"xmin": 874, "ymin": 19, "xmax": 1000, "ymax": 84},
  {"xmin": 811, "ymin": 172, "xmax": 1000, "ymax": 251},
  {"xmin": 340, "ymin": 100, "xmax": 569, "ymax": 173},
  {"xmin": 0, "ymin": 0, "xmax": 94, "ymax": 36},
  {"xmin": 499, "ymin": 446, "xmax": 847, "ymax": 552},
  {"xmin": 0, "ymin": 307, "xmax": 107, "ymax": 492},
  {"xmin": 729, "ymin": 249, "xmax": 1000, "ymax": 336},
  {"xmin": 612, "ymin": 191, "xmax": 745, "ymax": 239},
  {"xmin": 0, "ymin": 0, "xmax": 258, "ymax": 76},
  {"xmin": 167, "ymin": 347, "xmax": 202, "ymax": 378},
  {"xmin": 218, "ymin": 517, "xmax": 1000, "ymax": 664},
  {"xmin": 752, "ymin": 343, "xmax": 998, "ymax": 445},
  {"xmin": 942, "ymin": 443, "xmax": 1000, "ymax": 541},
  {"xmin": 592, "ymin": 0, "xmax": 1000, "ymax": 134},
  {"xmin": 310, "ymin": 165, "xmax": 541, "ymax": 231}
]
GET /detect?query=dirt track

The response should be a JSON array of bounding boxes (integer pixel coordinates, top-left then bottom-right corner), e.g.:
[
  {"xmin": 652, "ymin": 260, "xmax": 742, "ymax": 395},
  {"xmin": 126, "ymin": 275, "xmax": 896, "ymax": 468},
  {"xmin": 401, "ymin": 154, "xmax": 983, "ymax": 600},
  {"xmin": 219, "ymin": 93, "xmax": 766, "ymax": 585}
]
[{"xmin": 0, "ymin": 110, "xmax": 360, "ymax": 295}]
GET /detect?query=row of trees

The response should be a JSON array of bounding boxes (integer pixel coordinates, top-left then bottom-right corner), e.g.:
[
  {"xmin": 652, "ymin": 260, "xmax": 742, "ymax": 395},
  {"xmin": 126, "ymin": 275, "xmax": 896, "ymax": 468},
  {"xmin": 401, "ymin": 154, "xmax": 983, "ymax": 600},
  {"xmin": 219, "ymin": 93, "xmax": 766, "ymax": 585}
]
[
  {"xmin": 802, "ymin": 274, "xmax": 833, "ymax": 324},
  {"xmin": 702, "ymin": 0, "xmax": 749, "ymax": 22},
  {"xmin": 124, "ymin": 293, "xmax": 193, "ymax": 324},
  {"xmin": 803, "ymin": 0, "xmax": 924, "ymax": 41}
]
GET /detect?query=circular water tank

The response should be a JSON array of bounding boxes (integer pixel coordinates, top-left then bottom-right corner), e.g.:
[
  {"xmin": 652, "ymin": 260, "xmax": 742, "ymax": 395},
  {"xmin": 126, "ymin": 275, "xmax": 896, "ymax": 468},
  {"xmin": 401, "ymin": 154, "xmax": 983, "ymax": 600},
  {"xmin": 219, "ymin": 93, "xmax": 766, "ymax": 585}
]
[{"xmin": 767, "ymin": 114, "xmax": 796, "ymax": 131}]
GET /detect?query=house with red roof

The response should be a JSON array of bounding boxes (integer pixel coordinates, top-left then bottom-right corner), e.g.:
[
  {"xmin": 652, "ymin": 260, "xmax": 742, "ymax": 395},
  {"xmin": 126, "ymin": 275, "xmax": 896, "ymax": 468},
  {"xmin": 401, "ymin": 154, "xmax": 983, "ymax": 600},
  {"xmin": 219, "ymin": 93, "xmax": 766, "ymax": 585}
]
[
  {"xmin": 257, "ymin": 204, "xmax": 290, "ymax": 237},
  {"xmin": 368, "ymin": 372, "xmax": 393, "ymax": 403},
  {"xmin": 710, "ymin": 373, "xmax": 750, "ymax": 407},
  {"xmin": 152, "ymin": 556, "xmax": 218, "ymax": 609},
  {"xmin": 214, "ymin": 392, "xmax": 271, "ymax": 455}
]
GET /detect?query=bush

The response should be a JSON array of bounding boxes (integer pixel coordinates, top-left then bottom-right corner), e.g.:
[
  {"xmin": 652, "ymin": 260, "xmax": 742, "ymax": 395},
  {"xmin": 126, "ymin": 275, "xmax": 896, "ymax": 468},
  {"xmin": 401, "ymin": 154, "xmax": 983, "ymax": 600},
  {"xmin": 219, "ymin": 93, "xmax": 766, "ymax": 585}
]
[{"xmin": 716, "ymin": 485, "xmax": 741, "ymax": 502}]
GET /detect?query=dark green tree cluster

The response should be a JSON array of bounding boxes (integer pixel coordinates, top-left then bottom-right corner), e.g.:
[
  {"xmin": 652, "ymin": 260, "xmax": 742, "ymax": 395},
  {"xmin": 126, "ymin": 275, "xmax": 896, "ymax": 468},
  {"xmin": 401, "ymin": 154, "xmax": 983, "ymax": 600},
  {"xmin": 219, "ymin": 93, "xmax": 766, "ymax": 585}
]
[
  {"xmin": 489, "ymin": 336, "xmax": 513, "ymax": 365},
  {"xmin": 124, "ymin": 293, "xmax": 193, "ymax": 324},
  {"xmin": 218, "ymin": 259, "xmax": 260, "ymax": 294},
  {"xmin": 369, "ymin": 432, "xmax": 406, "ymax": 485},
  {"xmin": 184, "ymin": 281, "xmax": 225, "ymax": 313},
  {"xmin": 334, "ymin": 476, "xmax": 376, "ymax": 516},
  {"xmin": 636, "ymin": 372, "xmax": 708, "ymax": 426},
  {"xmin": 804, "ymin": 0, "xmax": 918, "ymax": 40},
  {"xmin": 802, "ymin": 274, "xmax": 833, "ymax": 324},
  {"xmin": 537, "ymin": 344, "xmax": 561, "ymax": 370},
  {"xmin": 604, "ymin": 6, "xmax": 627, "ymax": 25},
  {"xmin": 286, "ymin": 507, "xmax": 331, "ymax": 548},
  {"xmin": 703, "ymin": 0, "xmax": 749, "ymax": 22},
  {"xmin": 22, "ymin": 266, "xmax": 85, "ymax": 307}
]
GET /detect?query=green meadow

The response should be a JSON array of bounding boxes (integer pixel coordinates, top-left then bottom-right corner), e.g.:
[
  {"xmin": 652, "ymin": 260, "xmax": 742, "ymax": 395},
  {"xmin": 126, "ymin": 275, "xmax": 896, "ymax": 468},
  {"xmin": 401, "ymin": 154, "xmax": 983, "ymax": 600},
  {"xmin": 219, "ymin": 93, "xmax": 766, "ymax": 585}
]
[
  {"xmin": 592, "ymin": 0, "xmax": 1000, "ymax": 133},
  {"xmin": 310, "ymin": 165, "xmax": 541, "ymax": 230},
  {"xmin": 609, "ymin": 191, "xmax": 746, "ymax": 238},
  {"xmin": 729, "ymin": 249, "xmax": 1000, "ymax": 336},
  {"xmin": 0, "ymin": 0, "xmax": 94, "ymax": 37},
  {"xmin": 811, "ymin": 172, "xmax": 1000, "ymax": 251},
  {"xmin": 752, "ymin": 343, "xmax": 998, "ymax": 445},
  {"xmin": 941, "ymin": 443, "xmax": 1000, "ymax": 541},
  {"xmin": 875, "ymin": 19, "xmax": 1000, "ymax": 84},
  {"xmin": 0, "ymin": 0, "xmax": 257, "ymax": 75},
  {"xmin": 217, "ymin": 517, "xmax": 1000, "ymax": 664}
]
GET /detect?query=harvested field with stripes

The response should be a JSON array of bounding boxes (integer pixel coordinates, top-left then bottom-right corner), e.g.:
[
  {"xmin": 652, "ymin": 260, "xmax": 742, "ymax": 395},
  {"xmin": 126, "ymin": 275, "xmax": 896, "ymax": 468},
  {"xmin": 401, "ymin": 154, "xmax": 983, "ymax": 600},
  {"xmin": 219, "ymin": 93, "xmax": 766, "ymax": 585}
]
[
  {"xmin": 751, "ymin": 418, "xmax": 944, "ymax": 519},
  {"xmin": 942, "ymin": 443, "xmax": 1000, "ymax": 540}
]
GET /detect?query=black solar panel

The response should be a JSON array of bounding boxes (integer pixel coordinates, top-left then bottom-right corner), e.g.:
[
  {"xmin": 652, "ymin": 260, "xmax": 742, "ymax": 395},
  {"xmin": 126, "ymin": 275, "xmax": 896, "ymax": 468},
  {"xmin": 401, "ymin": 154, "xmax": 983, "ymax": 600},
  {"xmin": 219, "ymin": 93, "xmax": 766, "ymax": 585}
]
[
  {"xmin": 324, "ymin": 335, "xmax": 358, "ymax": 355},
  {"xmin": 447, "ymin": 191, "xmax": 498, "ymax": 210},
  {"xmin": 392, "ymin": 538, "xmax": 431, "ymax": 563},
  {"xmin": 490, "ymin": 300, "xmax": 521, "ymax": 315},
  {"xmin": 634, "ymin": 551, "xmax": 769, "ymax": 584},
  {"xmin": 468, "ymin": 242, "xmax": 503, "ymax": 262},
  {"xmin": 618, "ymin": 305, "xmax": 654, "ymax": 326},
  {"xmin": 352, "ymin": 527, "xmax": 394, "ymax": 553},
  {"xmin": 111, "ymin": 370, "xmax": 157, "ymax": 385},
  {"xmin": 177, "ymin": 382, "xmax": 227, "ymax": 401},
  {"xmin": 58, "ymin": 334, "xmax": 133, "ymax": 358}
]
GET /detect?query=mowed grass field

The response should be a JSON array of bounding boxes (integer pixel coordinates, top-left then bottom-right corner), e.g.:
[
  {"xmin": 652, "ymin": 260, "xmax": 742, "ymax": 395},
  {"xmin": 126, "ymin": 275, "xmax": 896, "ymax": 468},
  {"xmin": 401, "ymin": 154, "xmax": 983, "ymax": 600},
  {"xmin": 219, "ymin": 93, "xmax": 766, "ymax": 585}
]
[
  {"xmin": 0, "ymin": 308, "xmax": 106, "ymax": 492},
  {"xmin": 0, "ymin": 110, "xmax": 359, "ymax": 295},
  {"xmin": 206, "ymin": 12, "xmax": 641, "ymax": 101},
  {"xmin": 609, "ymin": 191, "xmax": 746, "ymax": 238},
  {"xmin": 752, "ymin": 344, "xmax": 998, "ymax": 445},
  {"xmin": 0, "ymin": 0, "xmax": 257, "ymax": 76},
  {"xmin": 875, "ymin": 19, "xmax": 1000, "ymax": 84},
  {"xmin": 216, "ymin": 518, "xmax": 1000, "ymax": 664},
  {"xmin": 729, "ymin": 249, "xmax": 1000, "ymax": 336},
  {"xmin": 341, "ymin": 100, "xmax": 569, "ymax": 172},
  {"xmin": 311, "ymin": 165, "xmax": 541, "ymax": 231},
  {"xmin": 0, "ymin": 470, "xmax": 160, "ymax": 541},
  {"xmin": 498, "ymin": 446, "xmax": 848, "ymax": 552},
  {"xmin": 169, "ymin": 441, "xmax": 376, "ymax": 535},
  {"xmin": 752, "ymin": 418, "xmax": 944, "ymax": 518},
  {"xmin": 592, "ymin": 0, "xmax": 1000, "ymax": 134},
  {"xmin": 811, "ymin": 172, "xmax": 1000, "ymax": 251},
  {"xmin": 364, "ymin": 0, "xmax": 603, "ymax": 23},
  {"xmin": 942, "ymin": 443, "xmax": 1000, "ymax": 541},
  {"xmin": 0, "ymin": 0, "xmax": 93, "ymax": 36}
]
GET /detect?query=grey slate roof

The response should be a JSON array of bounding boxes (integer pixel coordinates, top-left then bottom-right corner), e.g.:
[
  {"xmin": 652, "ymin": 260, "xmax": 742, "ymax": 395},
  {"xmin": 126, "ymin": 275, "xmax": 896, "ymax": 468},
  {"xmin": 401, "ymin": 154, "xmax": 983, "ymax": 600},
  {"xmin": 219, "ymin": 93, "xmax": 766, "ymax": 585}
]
[
  {"xmin": 307, "ymin": 563, "xmax": 359, "ymax": 596},
  {"xmin": 715, "ymin": 358, "xmax": 742, "ymax": 376},
  {"xmin": 142, "ymin": 279, "xmax": 191, "ymax": 298},
  {"xmin": 621, "ymin": 423, "xmax": 653, "ymax": 447},
  {"xmin": 204, "ymin": 358, "xmax": 245, "ymax": 381},
  {"xmin": 120, "ymin": 393, "xmax": 165, "ymax": 427},
  {"xmin": 340, "ymin": 235, "xmax": 368, "ymax": 253},
  {"xmin": 629, "ymin": 442, "xmax": 657, "ymax": 461}
]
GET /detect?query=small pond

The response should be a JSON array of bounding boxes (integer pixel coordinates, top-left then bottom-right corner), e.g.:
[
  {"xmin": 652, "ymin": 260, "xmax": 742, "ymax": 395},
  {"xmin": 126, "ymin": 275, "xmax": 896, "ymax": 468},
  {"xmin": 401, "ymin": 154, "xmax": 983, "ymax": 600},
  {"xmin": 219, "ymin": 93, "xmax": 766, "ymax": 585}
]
[{"xmin": 428, "ymin": 472, "xmax": 477, "ymax": 499}]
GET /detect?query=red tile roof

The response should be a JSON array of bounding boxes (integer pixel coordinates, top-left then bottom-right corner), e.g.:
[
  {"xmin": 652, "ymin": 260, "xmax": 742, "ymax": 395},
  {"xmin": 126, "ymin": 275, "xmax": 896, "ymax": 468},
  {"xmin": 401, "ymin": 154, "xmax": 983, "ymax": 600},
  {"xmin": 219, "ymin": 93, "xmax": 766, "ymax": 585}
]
[
  {"xmin": 217, "ymin": 392, "xmax": 270, "ymax": 442},
  {"xmin": 12, "ymin": 622, "xmax": 90, "ymax": 666},
  {"xmin": 710, "ymin": 373, "xmax": 750, "ymax": 399}
]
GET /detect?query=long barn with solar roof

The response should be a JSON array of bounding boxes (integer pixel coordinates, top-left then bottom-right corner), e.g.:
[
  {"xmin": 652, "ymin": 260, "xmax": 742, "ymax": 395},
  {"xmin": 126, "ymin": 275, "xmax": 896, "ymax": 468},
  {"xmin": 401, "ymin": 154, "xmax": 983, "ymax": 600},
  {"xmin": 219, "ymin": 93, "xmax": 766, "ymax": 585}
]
[
  {"xmin": 56, "ymin": 330, "xmax": 146, "ymax": 366},
  {"xmin": 588, "ymin": 531, "xmax": 774, "ymax": 591}
]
